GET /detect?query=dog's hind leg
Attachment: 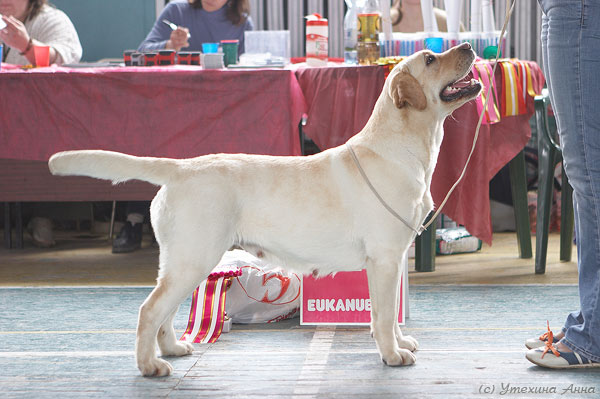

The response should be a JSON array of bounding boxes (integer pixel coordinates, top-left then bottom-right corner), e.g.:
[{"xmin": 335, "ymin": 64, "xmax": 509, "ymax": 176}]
[
  {"xmin": 136, "ymin": 249, "xmax": 221, "ymax": 377},
  {"xmin": 157, "ymin": 307, "xmax": 194, "ymax": 357},
  {"xmin": 366, "ymin": 258, "xmax": 416, "ymax": 366}
]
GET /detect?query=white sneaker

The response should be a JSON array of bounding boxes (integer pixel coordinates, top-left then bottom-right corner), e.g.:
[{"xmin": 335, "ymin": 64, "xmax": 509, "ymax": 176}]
[
  {"xmin": 526, "ymin": 346, "xmax": 600, "ymax": 369},
  {"xmin": 525, "ymin": 322, "xmax": 561, "ymax": 349},
  {"xmin": 525, "ymin": 334, "xmax": 553, "ymax": 349}
]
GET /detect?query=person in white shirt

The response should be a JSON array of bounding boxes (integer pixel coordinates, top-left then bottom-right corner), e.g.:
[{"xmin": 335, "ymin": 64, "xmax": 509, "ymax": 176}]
[{"xmin": 0, "ymin": 0, "xmax": 82, "ymax": 65}]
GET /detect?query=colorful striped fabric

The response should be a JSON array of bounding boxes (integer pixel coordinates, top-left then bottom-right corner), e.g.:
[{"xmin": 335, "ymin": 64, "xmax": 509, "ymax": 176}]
[
  {"xmin": 499, "ymin": 59, "xmax": 541, "ymax": 117},
  {"xmin": 472, "ymin": 62, "xmax": 500, "ymax": 124},
  {"xmin": 180, "ymin": 267, "xmax": 242, "ymax": 344}
]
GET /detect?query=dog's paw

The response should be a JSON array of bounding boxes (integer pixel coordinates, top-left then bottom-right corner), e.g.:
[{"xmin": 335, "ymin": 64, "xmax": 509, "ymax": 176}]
[
  {"xmin": 138, "ymin": 358, "xmax": 173, "ymax": 377},
  {"xmin": 161, "ymin": 341, "xmax": 194, "ymax": 357},
  {"xmin": 381, "ymin": 348, "xmax": 417, "ymax": 367},
  {"xmin": 397, "ymin": 335, "xmax": 419, "ymax": 352}
]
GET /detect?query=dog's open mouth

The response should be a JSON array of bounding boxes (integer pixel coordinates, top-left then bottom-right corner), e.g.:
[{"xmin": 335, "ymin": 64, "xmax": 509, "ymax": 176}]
[{"xmin": 440, "ymin": 73, "xmax": 482, "ymax": 102}]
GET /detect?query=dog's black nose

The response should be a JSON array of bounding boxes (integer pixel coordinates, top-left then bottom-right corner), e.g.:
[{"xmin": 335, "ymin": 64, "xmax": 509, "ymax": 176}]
[{"xmin": 458, "ymin": 42, "xmax": 472, "ymax": 51}]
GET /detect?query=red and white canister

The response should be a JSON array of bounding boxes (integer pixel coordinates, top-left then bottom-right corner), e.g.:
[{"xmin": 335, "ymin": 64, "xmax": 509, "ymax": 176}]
[{"xmin": 305, "ymin": 13, "xmax": 328, "ymax": 67}]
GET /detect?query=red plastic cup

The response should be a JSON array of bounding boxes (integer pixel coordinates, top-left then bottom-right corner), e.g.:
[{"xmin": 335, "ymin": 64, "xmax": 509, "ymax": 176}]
[
  {"xmin": 177, "ymin": 52, "xmax": 192, "ymax": 65},
  {"xmin": 158, "ymin": 50, "xmax": 176, "ymax": 65},
  {"xmin": 34, "ymin": 45, "xmax": 50, "ymax": 67},
  {"xmin": 143, "ymin": 52, "xmax": 158, "ymax": 66},
  {"xmin": 123, "ymin": 49, "xmax": 135, "ymax": 66}
]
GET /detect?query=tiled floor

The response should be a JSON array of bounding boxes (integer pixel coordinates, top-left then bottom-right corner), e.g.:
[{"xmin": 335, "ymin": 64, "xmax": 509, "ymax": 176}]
[
  {"xmin": 1, "ymin": 286, "xmax": 598, "ymax": 398},
  {"xmin": 1, "ymin": 231, "xmax": 595, "ymax": 398}
]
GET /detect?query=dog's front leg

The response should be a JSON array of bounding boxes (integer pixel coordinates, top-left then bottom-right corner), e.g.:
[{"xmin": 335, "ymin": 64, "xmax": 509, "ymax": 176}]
[
  {"xmin": 394, "ymin": 256, "xmax": 418, "ymax": 352},
  {"xmin": 367, "ymin": 260, "xmax": 416, "ymax": 366}
]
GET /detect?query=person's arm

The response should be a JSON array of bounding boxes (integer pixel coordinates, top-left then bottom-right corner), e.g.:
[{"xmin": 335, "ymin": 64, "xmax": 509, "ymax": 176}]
[
  {"xmin": 138, "ymin": 4, "xmax": 185, "ymax": 52},
  {"xmin": 0, "ymin": 15, "xmax": 36, "ymax": 63},
  {"xmin": 34, "ymin": 9, "xmax": 82, "ymax": 65},
  {"xmin": 0, "ymin": 9, "xmax": 82, "ymax": 66},
  {"xmin": 238, "ymin": 16, "xmax": 253, "ymax": 54}
]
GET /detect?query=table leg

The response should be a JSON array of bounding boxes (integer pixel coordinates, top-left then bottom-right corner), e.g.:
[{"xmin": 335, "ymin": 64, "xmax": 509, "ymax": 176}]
[
  {"xmin": 299, "ymin": 121, "xmax": 306, "ymax": 156},
  {"xmin": 14, "ymin": 202, "xmax": 23, "ymax": 249},
  {"xmin": 415, "ymin": 217, "xmax": 436, "ymax": 272},
  {"xmin": 109, "ymin": 200, "xmax": 116, "ymax": 242},
  {"xmin": 4, "ymin": 202, "xmax": 11, "ymax": 249}
]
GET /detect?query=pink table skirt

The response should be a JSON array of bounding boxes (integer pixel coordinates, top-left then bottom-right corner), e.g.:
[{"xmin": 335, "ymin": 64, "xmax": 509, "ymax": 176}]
[
  {"xmin": 1, "ymin": 61, "xmax": 544, "ymax": 245},
  {"xmin": 0, "ymin": 65, "xmax": 306, "ymax": 160}
]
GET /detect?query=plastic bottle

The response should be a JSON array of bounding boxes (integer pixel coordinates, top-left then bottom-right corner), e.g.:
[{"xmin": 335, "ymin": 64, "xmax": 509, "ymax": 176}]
[
  {"xmin": 305, "ymin": 13, "xmax": 328, "ymax": 67},
  {"xmin": 357, "ymin": 0, "xmax": 381, "ymax": 65},
  {"xmin": 343, "ymin": 0, "xmax": 358, "ymax": 64}
]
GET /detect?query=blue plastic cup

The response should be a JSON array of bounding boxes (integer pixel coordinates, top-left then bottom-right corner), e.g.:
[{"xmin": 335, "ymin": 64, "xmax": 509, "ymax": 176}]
[
  {"xmin": 424, "ymin": 37, "xmax": 444, "ymax": 53},
  {"xmin": 202, "ymin": 42, "xmax": 219, "ymax": 54}
]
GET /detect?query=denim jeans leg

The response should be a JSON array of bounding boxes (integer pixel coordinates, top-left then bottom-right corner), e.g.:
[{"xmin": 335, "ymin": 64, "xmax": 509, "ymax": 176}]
[{"xmin": 538, "ymin": 0, "xmax": 600, "ymax": 362}]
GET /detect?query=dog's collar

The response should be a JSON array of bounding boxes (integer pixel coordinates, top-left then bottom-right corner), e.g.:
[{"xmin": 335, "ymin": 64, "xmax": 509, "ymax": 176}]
[{"xmin": 346, "ymin": 143, "xmax": 423, "ymax": 235}]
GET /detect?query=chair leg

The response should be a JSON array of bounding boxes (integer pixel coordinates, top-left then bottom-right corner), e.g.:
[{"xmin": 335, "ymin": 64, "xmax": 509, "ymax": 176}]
[
  {"xmin": 4, "ymin": 202, "xmax": 11, "ymax": 249},
  {"xmin": 14, "ymin": 202, "xmax": 23, "ymax": 249},
  {"xmin": 535, "ymin": 144, "xmax": 557, "ymax": 274},
  {"xmin": 109, "ymin": 200, "xmax": 116, "ymax": 242},
  {"xmin": 560, "ymin": 166, "xmax": 574, "ymax": 262},
  {"xmin": 508, "ymin": 150, "xmax": 533, "ymax": 258},
  {"xmin": 415, "ymin": 217, "xmax": 436, "ymax": 272}
]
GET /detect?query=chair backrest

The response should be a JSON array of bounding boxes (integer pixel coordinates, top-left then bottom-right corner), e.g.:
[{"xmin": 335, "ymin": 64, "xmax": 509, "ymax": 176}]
[{"xmin": 534, "ymin": 89, "xmax": 561, "ymax": 153}]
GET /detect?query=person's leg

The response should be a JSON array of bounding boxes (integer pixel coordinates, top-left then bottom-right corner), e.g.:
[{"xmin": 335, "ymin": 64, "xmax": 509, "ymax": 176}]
[
  {"xmin": 113, "ymin": 201, "xmax": 149, "ymax": 253},
  {"xmin": 534, "ymin": 0, "xmax": 600, "ymax": 363}
]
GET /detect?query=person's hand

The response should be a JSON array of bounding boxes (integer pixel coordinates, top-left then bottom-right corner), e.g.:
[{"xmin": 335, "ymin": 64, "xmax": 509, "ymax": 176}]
[
  {"xmin": 0, "ymin": 15, "xmax": 31, "ymax": 53},
  {"xmin": 166, "ymin": 27, "xmax": 190, "ymax": 51}
]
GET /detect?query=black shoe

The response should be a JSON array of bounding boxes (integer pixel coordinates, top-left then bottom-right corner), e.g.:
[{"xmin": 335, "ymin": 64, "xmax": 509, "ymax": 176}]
[{"xmin": 112, "ymin": 222, "xmax": 143, "ymax": 253}]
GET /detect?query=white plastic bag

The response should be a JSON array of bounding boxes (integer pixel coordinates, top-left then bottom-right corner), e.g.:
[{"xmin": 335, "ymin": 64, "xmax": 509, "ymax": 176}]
[{"xmin": 219, "ymin": 250, "xmax": 301, "ymax": 323}]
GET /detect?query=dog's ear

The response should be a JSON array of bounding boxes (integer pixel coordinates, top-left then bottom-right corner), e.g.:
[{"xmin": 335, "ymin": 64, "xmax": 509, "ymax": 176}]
[{"xmin": 389, "ymin": 72, "xmax": 427, "ymax": 111}]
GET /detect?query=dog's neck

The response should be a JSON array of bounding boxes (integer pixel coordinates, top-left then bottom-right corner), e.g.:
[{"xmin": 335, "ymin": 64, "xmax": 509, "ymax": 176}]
[{"xmin": 354, "ymin": 94, "xmax": 446, "ymax": 175}]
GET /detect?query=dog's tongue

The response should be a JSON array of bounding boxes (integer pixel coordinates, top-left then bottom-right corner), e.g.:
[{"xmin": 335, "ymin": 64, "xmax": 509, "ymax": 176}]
[
  {"xmin": 443, "ymin": 75, "xmax": 474, "ymax": 96},
  {"xmin": 453, "ymin": 77, "xmax": 472, "ymax": 88}
]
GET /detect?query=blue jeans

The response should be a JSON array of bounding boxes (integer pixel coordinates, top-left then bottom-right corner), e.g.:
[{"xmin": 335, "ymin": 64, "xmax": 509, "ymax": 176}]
[{"xmin": 538, "ymin": 0, "xmax": 600, "ymax": 362}]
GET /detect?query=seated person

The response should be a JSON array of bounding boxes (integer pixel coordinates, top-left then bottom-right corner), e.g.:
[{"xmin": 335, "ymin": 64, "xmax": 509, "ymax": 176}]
[
  {"xmin": 114, "ymin": 0, "xmax": 253, "ymax": 254},
  {"xmin": 0, "ymin": 0, "xmax": 82, "ymax": 66},
  {"xmin": 138, "ymin": 0, "xmax": 253, "ymax": 54},
  {"xmin": 391, "ymin": 0, "xmax": 464, "ymax": 33}
]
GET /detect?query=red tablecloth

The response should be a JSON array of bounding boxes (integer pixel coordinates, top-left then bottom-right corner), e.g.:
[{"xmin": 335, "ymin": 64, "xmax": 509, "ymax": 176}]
[
  {"xmin": 0, "ymin": 65, "xmax": 306, "ymax": 160},
  {"xmin": 296, "ymin": 60, "xmax": 545, "ymax": 245},
  {"xmin": 1, "ymin": 61, "xmax": 544, "ymax": 244}
]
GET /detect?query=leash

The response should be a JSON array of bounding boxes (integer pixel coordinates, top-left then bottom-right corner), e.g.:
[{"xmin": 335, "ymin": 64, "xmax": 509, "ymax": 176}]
[
  {"xmin": 346, "ymin": 143, "xmax": 420, "ymax": 235},
  {"xmin": 348, "ymin": 0, "xmax": 516, "ymax": 236}
]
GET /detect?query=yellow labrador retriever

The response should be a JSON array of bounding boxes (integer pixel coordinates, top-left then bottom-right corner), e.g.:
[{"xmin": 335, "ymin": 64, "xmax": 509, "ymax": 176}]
[{"xmin": 49, "ymin": 43, "xmax": 481, "ymax": 377}]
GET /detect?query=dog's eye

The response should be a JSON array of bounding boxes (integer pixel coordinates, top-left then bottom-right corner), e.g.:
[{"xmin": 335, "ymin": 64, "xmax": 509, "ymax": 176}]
[{"xmin": 425, "ymin": 54, "xmax": 435, "ymax": 66}]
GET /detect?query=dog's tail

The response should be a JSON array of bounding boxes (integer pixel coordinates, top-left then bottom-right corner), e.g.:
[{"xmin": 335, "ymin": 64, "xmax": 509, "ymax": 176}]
[{"xmin": 48, "ymin": 150, "xmax": 179, "ymax": 186}]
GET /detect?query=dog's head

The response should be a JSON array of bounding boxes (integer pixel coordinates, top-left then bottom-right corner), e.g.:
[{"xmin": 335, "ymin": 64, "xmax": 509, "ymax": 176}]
[{"xmin": 387, "ymin": 43, "xmax": 481, "ymax": 115}]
